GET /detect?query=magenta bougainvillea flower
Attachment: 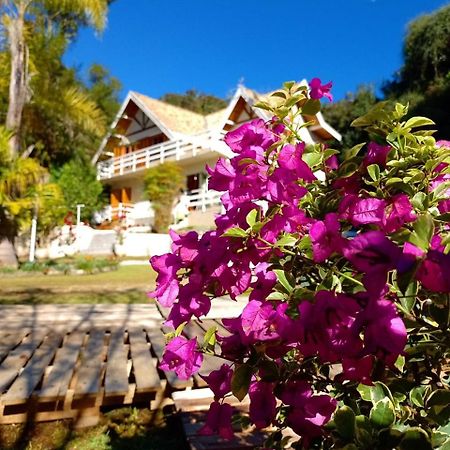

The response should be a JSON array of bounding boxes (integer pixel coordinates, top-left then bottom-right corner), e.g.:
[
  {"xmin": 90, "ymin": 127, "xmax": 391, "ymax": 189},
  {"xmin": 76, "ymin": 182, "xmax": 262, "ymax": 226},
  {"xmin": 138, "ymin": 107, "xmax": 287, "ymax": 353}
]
[
  {"xmin": 249, "ymin": 381, "xmax": 277, "ymax": 429},
  {"xmin": 280, "ymin": 381, "xmax": 337, "ymax": 446},
  {"xmin": 342, "ymin": 355, "xmax": 374, "ymax": 385},
  {"xmin": 240, "ymin": 300, "xmax": 294, "ymax": 344},
  {"xmin": 310, "ymin": 213, "xmax": 345, "ymax": 262},
  {"xmin": 148, "ymin": 253, "xmax": 181, "ymax": 307},
  {"xmin": 278, "ymin": 143, "xmax": 316, "ymax": 182},
  {"xmin": 200, "ymin": 364, "xmax": 233, "ymax": 400},
  {"xmin": 343, "ymin": 231, "xmax": 402, "ymax": 274},
  {"xmin": 159, "ymin": 336, "xmax": 203, "ymax": 380},
  {"xmin": 298, "ymin": 291, "xmax": 363, "ymax": 362},
  {"xmin": 198, "ymin": 401, "xmax": 234, "ymax": 440},
  {"xmin": 206, "ymin": 157, "xmax": 236, "ymax": 192},
  {"xmin": 363, "ymin": 142, "xmax": 392, "ymax": 167},
  {"xmin": 416, "ymin": 250, "xmax": 450, "ymax": 292},
  {"xmin": 382, "ymin": 194, "xmax": 416, "ymax": 234},
  {"xmin": 149, "ymin": 83, "xmax": 450, "ymax": 448},
  {"xmin": 249, "ymin": 263, "xmax": 277, "ymax": 301},
  {"xmin": 267, "ymin": 168, "xmax": 308, "ymax": 205},
  {"xmin": 224, "ymin": 119, "xmax": 278, "ymax": 154},
  {"xmin": 309, "ymin": 78, "xmax": 333, "ymax": 102},
  {"xmin": 169, "ymin": 229, "xmax": 199, "ymax": 266},
  {"xmin": 436, "ymin": 140, "xmax": 450, "ymax": 148},
  {"xmin": 354, "ymin": 298, "xmax": 407, "ymax": 364},
  {"xmin": 339, "ymin": 195, "xmax": 386, "ymax": 226}
]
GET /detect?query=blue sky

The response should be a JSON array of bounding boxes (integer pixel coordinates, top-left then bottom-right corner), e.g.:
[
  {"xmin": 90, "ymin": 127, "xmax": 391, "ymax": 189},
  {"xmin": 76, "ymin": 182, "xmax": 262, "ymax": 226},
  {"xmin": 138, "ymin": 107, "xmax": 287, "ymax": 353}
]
[{"xmin": 64, "ymin": 0, "xmax": 450, "ymax": 102}]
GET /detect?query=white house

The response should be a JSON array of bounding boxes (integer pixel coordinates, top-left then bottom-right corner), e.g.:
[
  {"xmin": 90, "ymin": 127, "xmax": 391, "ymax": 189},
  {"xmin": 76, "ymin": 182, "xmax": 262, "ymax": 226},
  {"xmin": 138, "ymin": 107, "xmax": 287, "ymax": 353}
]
[{"xmin": 95, "ymin": 83, "xmax": 341, "ymax": 229}]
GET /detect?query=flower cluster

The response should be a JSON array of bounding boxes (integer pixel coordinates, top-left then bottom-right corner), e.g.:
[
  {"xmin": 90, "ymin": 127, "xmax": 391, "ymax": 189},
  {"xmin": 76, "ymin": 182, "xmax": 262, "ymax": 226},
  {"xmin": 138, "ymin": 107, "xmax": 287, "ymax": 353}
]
[{"xmin": 151, "ymin": 80, "xmax": 450, "ymax": 449}]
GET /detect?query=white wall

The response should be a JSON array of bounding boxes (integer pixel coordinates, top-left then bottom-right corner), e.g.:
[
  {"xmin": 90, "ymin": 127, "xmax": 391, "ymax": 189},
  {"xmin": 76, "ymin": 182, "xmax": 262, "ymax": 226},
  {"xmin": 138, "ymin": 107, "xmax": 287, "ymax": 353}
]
[{"xmin": 114, "ymin": 232, "xmax": 171, "ymax": 257}]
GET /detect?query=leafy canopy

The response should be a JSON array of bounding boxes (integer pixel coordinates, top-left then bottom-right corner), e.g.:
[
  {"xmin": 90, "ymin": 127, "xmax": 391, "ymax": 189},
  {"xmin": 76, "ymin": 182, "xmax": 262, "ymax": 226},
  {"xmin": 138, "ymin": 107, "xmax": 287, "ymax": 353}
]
[{"xmin": 144, "ymin": 162, "xmax": 185, "ymax": 233}]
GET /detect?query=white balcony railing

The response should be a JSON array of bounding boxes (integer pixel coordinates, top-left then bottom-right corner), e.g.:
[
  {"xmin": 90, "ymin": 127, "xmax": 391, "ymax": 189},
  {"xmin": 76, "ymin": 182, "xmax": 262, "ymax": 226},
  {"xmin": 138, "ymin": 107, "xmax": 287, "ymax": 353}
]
[
  {"xmin": 186, "ymin": 187, "xmax": 222, "ymax": 212},
  {"xmin": 97, "ymin": 131, "xmax": 225, "ymax": 180},
  {"xmin": 100, "ymin": 189, "xmax": 222, "ymax": 227}
]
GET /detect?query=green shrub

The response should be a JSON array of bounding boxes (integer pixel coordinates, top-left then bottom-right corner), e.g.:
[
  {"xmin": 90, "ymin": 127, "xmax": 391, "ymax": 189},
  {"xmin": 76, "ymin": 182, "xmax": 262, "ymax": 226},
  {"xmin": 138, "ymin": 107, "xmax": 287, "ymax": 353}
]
[{"xmin": 144, "ymin": 162, "xmax": 185, "ymax": 233}]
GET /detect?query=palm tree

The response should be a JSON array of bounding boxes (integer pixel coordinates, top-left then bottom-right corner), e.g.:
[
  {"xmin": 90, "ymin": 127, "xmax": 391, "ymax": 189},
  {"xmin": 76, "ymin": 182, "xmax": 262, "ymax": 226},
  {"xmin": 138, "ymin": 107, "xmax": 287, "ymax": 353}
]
[
  {"xmin": 0, "ymin": 126, "xmax": 46, "ymax": 266},
  {"xmin": 1, "ymin": 0, "xmax": 108, "ymax": 158},
  {"xmin": 0, "ymin": 0, "xmax": 108, "ymax": 265}
]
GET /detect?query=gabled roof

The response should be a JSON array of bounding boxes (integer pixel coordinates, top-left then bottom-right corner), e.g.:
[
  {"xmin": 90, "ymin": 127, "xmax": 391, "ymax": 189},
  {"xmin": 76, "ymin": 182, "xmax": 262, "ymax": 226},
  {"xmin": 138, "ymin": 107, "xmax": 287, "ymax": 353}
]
[
  {"xmin": 93, "ymin": 82, "xmax": 341, "ymax": 164},
  {"xmin": 132, "ymin": 92, "xmax": 207, "ymax": 135}
]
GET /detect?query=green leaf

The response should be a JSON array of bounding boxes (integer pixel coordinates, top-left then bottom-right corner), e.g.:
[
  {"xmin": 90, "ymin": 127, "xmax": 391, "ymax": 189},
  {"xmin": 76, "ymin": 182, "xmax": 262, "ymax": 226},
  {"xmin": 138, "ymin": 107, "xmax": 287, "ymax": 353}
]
[
  {"xmin": 266, "ymin": 291, "xmax": 286, "ymax": 300},
  {"xmin": 359, "ymin": 382, "xmax": 393, "ymax": 405},
  {"xmin": 399, "ymin": 279, "xmax": 417, "ymax": 312},
  {"xmin": 385, "ymin": 177, "xmax": 403, "ymax": 186},
  {"xmin": 202, "ymin": 325, "xmax": 217, "ymax": 348},
  {"xmin": 428, "ymin": 390, "xmax": 450, "ymax": 407},
  {"xmin": 222, "ymin": 227, "xmax": 248, "ymax": 238},
  {"xmin": 409, "ymin": 213, "xmax": 434, "ymax": 251},
  {"xmin": 231, "ymin": 364, "xmax": 253, "ymax": 401},
  {"xmin": 345, "ymin": 142, "xmax": 366, "ymax": 159},
  {"xmin": 302, "ymin": 99, "xmax": 321, "ymax": 115},
  {"xmin": 399, "ymin": 428, "xmax": 432, "ymax": 450},
  {"xmin": 302, "ymin": 152, "xmax": 322, "ymax": 167},
  {"xmin": 273, "ymin": 269, "xmax": 294, "ymax": 293},
  {"xmin": 409, "ymin": 386, "xmax": 426, "ymax": 408},
  {"xmin": 283, "ymin": 80, "xmax": 295, "ymax": 90},
  {"xmin": 394, "ymin": 355, "xmax": 405, "ymax": 372},
  {"xmin": 369, "ymin": 398, "xmax": 395, "ymax": 428},
  {"xmin": 357, "ymin": 384, "xmax": 372, "ymax": 402},
  {"xmin": 432, "ymin": 430, "xmax": 450, "ymax": 448},
  {"xmin": 246, "ymin": 209, "xmax": 258, "ymax": 227},
  {"xmin": 275, "ymin": 234, "xmax": 298, "ymax": 247},
  {"xmin": 254, "ymin": 101, "xmax": 272, "ymax": 112},
  {"xmin": 175, "ymin": 321, "xmax": 186, "ymax": 336},
  {"xmin": 355, "ymin": 415, "xmax": 373, "ymax": 447},
  {"xmin": 404, "ymin": 116, "xmax": 435, "ymax": 129},
  {"xmin": 258, "ymin": 359, "xmax": 279, "ymax": 382},
  {"xmin": 334, "ymin": 406, "xmax": 356, "ymax": 440},
  {"xmin": 411, "ymin": 192, "xmax": 428, "ymax": 210},
  {"xmin": 285, "ymin": 94, "xmax": 304, "ymax": 108},
  {"xmin": 367, "ymin": 164, "xmax": 380, "ymax": 181},
  {"xmin": 432, "ymin": 181, "xmax": 450, "ymax": 201}
]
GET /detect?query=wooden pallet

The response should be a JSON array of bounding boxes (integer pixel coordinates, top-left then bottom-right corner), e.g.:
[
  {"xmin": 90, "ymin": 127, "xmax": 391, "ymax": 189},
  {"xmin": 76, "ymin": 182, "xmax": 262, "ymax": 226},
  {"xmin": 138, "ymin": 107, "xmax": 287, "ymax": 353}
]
[
  {"xmin": 0, "ymin": 303, "xmax": 236, "ymax": 429},
  {"xmin": 0, "ymin": 326, "xmax": 168, "ymax": 427}
]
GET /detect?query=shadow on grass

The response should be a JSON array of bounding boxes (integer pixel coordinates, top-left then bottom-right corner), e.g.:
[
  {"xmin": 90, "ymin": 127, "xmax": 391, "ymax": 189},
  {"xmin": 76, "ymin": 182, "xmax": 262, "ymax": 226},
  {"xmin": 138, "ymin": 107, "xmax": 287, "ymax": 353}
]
[
  {"xmin": 0, "ymin": 407, "xmax": 189, "ymax": 450},
  {"xmin": 0, "ymin": 289, "xmax": 150, "ymax": 305}
]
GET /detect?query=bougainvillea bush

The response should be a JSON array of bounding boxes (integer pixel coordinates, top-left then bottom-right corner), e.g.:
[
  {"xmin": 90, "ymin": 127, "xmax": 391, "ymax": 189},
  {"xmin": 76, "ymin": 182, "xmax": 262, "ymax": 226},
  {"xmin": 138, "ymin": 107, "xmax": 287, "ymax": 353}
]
[{"xmin": 150, "ymin": 79, "xmax": 450, "ymax": 449}]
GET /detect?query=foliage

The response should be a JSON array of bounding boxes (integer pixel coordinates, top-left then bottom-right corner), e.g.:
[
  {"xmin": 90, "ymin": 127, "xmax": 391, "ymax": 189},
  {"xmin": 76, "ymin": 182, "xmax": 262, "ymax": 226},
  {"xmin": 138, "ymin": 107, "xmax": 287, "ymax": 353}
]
[
  {"xmin": 151, "ymin": 79, "xmax": 450, "ymax": 449},
  {"xmin": 385, "ymin": 5, "xmax": 450, "ymax": 95},
  {"xmin": 161, "ymin": 89, "xmax": 227, "ymax": 115},
  {"xmin": 21, "ymin": 30, "xmax": 108, "ymax": 165},
  {"xmin": 144, "ymin": 162, "xmax": 185, "ymax": 233},
  {"xmin": 87, "ymin": 63, "xmax": 122, "ymax": 126},
  {"xmin": 381, "ymin": 5, "xmax": 450, "ymax": 140},
  {"xmin": 0, "ymin": 125, "xmax": 64, "ymax": 247},
  {"xmin": 323, "ymin": 85, "xmax": 377, "ymax": 149},
  {"xmin": 0, "ymin": 0, "xmax": 119, "ymax": 264},
  {"xmin": 326, "ymin": 6, "xmax": 450, "ymax": 146},
  {"xmin": 54, "ymin": 158, "xmax": 106, "ymax": 222}
]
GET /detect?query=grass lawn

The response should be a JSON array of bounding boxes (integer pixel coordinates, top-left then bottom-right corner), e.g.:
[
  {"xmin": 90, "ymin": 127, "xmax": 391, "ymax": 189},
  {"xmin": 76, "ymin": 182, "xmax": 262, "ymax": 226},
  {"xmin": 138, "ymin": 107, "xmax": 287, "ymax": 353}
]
[
  {"xmin": 0, "ymin": 407, "xmax": 188, "ymax": 450},
  {"xmin": 0, "ymin": 265, "xmax": 156, "ymax": 304}
]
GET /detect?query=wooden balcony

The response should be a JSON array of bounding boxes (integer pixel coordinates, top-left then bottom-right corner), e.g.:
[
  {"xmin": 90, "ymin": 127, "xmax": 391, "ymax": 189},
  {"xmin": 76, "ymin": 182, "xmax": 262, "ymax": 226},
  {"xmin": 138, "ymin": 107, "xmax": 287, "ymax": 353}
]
[{"xmin": 97, "ymin": 132, "xmax": 228, "ymax": 181}]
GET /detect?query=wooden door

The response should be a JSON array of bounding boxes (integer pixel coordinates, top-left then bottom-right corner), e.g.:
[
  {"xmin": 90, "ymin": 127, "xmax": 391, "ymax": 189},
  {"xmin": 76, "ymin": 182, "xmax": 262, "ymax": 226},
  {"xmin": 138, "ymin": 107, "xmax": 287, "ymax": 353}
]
[
  {"xmin": 122, "ymin": 187, "xmax": 132, "ymax": 204},
  {"xmin": 111, "ymin": 189, "xmax": 121, "ymax": 208}
]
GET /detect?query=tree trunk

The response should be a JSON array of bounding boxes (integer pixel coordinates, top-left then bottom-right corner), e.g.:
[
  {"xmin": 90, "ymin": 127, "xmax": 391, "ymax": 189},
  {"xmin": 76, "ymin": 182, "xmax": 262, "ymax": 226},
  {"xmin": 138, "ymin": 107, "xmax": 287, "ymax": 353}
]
[
  {"xmin": 6, "ymin": 3, "xmax": 29, "ymax": 159},
  {"xmin": 0, "ymin": 208, "xmax": 18, "ymax": 268}
]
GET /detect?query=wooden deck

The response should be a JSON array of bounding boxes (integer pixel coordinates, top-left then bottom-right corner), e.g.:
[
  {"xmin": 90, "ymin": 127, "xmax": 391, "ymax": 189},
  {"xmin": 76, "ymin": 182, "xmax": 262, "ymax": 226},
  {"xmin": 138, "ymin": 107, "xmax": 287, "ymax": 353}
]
[{"xmin": 0, "ymin": 303, "xmax": 241, "ymax": 428}]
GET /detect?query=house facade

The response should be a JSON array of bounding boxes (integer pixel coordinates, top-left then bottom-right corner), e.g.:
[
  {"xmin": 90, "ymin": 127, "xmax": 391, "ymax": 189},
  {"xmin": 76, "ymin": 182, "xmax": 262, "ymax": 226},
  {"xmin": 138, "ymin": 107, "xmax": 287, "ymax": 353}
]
[{"xmin": 95, "ymin": 83, "xmax": 341, "ymax": 229}]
